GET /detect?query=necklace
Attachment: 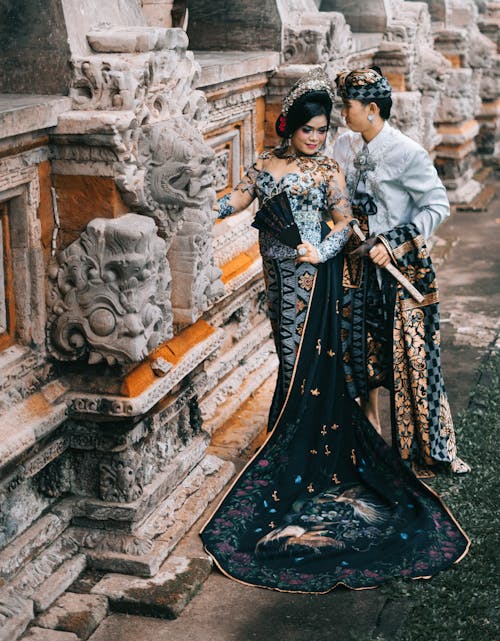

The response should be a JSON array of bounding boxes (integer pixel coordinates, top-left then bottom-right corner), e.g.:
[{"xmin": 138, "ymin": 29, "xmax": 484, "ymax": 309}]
[{"xmin": 279, "ymin": 146, "xmax": 320, "ymax": 161}]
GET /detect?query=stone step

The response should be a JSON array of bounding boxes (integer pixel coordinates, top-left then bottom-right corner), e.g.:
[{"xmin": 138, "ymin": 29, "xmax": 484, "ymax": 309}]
[
  {"xmin": 34, "ymin": 592, "xmax": 108, "ymax": 641},
  {"xmin": 10, "ymin": 535, "xmax": 80, "ymax": 601},
  {"xmin": 31, "ymin": 554, "xmax": 87, "ymax": 614},
  {"xmin": 90, "ymin": 555, "xmax": 212, "ymax": 620},
  {"xmin": 21, "ymin": 628, "xmax": 79, "ymax": 641},
  {"xmin": 137, "ymin": 454, "xmax": 235, "ymax": 545},
  {"xmin": 201, "ymin": 340, "xmax": 277, "ymax": 436},
  {"xmin": 208, "ymin": 374, "xmax": 274, "ymax": 460},
  {"xmin": 0, "ymin": 501, "xmax": 73, "ymax": 581},
  {"xmin": 0, "ymin": 588, "xmax": 33, "ymax": 641}
]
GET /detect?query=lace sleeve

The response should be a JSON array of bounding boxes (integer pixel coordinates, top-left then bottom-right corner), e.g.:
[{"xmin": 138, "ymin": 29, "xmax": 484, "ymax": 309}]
[
  {"xmin": 326, "ymin": 161, "xmax": 353, "ymax": 225},
  {"xmin": 315, "ymin": 161, "xmax": 352, "ymax": 262},
  {"xmin": 216, "ymin": 157, "xmax": 262, "ymax": 219},
  {"xmin": 316, "ymin": 226, "xmax": 349, "ymax": 263}
]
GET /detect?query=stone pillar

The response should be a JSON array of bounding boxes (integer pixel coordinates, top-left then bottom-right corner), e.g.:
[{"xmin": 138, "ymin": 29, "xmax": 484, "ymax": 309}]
[
  {"xmin": 476, "ymin": 2, "xmax": 500, "ymax": 164},
  {"xmin": 319, "ymin": 0, "xmax": 392, "ymax": 32},
  {"xmin": 432, "ymin": 0, "xmax": 486, "ymax": 201},
  {"xmin": 141, "ymin": 1, "xmax": 174, "ymax": 28},
  {"xmin": 187, "ymin": 1, "xmax": 283, "ymax": 51},
  {"xmin": 267, "ymin": 1, "xmax": 354, "ymax": 149},
  {"xmin": 374, "ymin": 1, "xmax": 452, "ymax": 152}
]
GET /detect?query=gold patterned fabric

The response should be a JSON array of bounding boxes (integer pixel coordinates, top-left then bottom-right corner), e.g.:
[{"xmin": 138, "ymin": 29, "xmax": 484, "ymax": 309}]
[{"xmin": 342, "ymin": 223, "xmax": 457, "ymax": 466}]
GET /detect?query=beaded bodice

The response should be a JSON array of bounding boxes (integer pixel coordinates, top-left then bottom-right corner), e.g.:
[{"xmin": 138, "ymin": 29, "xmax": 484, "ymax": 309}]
[{"xmin": 219, "ymin": 150, "xmax": 351, "ymax": 262}]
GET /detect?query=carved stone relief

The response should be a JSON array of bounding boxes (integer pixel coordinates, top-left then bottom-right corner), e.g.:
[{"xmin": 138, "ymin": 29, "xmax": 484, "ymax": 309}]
[
  {"xmin": 47, "ymin": 213, "xmax": 171, "ymax": 365},
  {"xmin": 100, "ymin": 450, "xmax": 144, "ymax": 502},
  {"xmin": 278, "ymin": 0, "xmax": 353, "ymax": 65},
  {"xmin": 390, "ymin": 92, "xmax": 425, "ymax": 146}
]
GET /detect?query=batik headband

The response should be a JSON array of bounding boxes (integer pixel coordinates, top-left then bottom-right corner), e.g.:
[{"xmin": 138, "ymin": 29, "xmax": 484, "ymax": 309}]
[
  {"xmin": 335, "ymin": 68, "xmax": 392, "ymax": 101},
  {"xmin": 276, "ymin": 68, "xmax": 335, "ymax": 137}
]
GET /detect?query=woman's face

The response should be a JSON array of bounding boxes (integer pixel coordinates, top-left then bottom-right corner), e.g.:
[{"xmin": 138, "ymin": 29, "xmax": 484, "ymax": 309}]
[
  {"xmin": 341, "ymin": 99, "xmax": 371, "ymax": 132},
  {"xmin": 290, "ymin": 114, "xmax": 328, "ymax": 156}
]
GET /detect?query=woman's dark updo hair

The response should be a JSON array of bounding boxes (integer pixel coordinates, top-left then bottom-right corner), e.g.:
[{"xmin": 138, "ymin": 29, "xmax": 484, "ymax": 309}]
[{"xmin": 275, "ymin": 90, "xmax": 332, "ymax": 140}]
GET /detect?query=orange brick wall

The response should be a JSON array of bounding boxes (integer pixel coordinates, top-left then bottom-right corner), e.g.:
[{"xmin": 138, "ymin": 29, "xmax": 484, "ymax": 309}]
[{"xmin": 51, "ymin": 174, "xmax": 129, "ymax": 249}]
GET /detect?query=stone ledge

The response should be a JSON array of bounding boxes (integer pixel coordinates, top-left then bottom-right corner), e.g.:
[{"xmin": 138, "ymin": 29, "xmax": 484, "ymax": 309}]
[
  {"xmin": 194, "ymin": 51, "xmax": 280, "ymax": 88},
  {"xmin": 87, "ymin": 27, "xmax": 187, "ymax": 53},
  {"xmin": 66, "ymin": 324, "xmax": 223, "ymax": 418},
  {"xmin": 0, "ymin": 95, "xmax": 71, "ymax": 141},
  {"xmin": 0, "ymin": 387, "xmax": 68, "ymax": 468}
]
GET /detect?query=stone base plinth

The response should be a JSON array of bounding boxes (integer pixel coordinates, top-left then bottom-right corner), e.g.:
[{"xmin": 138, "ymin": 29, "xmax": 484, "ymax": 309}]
[{"xmin": 91, "ymin": 556, "xmax": 212, "ymax": 619}]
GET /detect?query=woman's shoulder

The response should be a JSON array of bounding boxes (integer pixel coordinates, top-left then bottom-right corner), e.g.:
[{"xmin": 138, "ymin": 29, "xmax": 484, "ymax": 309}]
[{"xmin": 315, "ymin": 154, "xmax": 343, "ymax": 175}]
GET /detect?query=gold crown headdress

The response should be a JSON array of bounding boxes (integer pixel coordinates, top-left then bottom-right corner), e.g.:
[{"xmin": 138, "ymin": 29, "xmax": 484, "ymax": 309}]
[{"xmin": 281, "ymin": 68, "xmax": 335, "ymax": 116}]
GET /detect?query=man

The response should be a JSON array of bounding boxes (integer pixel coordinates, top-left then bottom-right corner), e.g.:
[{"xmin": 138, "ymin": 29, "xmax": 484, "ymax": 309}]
[{"xmin": 333, "ymin": 67, "xmax": 469, "ymax": 474}]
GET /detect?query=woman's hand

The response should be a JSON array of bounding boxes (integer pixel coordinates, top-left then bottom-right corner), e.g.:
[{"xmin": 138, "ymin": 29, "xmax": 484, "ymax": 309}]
[
  {"xmin": 296, "ymin": 241, "xmax": 320, "ymax": 265},
  {"xmin": 213, "ymin": 201, "xmax": 220, "ymax": 213},
  {"xmin": 368, "ymin": 242, "xmax": 391, "ymax": 267}
]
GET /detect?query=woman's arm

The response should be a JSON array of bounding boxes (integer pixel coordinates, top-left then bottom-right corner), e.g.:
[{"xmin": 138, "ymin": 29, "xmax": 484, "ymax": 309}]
[
  {"xmin": 297, "ymin": 165, "xmax": 352, "ymax": 264},
  {"xmin": 217, "ymin": 159, "xmax": 261, "ymax": 219}
]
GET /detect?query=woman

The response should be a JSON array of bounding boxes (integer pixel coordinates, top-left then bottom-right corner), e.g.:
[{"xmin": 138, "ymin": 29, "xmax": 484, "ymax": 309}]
[
  {"xmin": 200, "ymin": 69, "xmax": 469, "ymax": 593},
  {"xmin": 333, "ymin": 67, "xmax": 470, "ymax": 475}
]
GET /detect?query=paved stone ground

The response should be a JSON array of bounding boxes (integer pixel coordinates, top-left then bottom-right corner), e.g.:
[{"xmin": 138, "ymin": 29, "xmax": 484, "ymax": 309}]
[{"xmin": 38, "ymin": 172, "xmax": 500, "ymax": 641}]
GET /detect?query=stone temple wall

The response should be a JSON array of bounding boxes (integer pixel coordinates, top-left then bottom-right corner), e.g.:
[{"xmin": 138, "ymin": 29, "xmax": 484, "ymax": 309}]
[{"xmin": 0, "ymin": 1, "xmax": 497, "ymax": 637}]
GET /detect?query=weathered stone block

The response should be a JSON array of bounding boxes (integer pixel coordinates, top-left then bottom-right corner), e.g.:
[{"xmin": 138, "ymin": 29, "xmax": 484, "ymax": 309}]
[
  {"xmin": 35, "ymin": 593, "xmax": 108, "ymax": 640},
  {"xmin": 86, "ymin": 538, "xmax": 173, "ymax": 578},
  {"xmin": 91, "ymin": 556, "xmax": 212, "ymax": 619},
  {"xmin": 31, "ymin": 554, "xmax": 87, "ymax": 614},
  {"xmin": 72, "ymin": 434, "xmax": 210, "ymax": 531},
  {"xmin": 21, "ymin": 628, "xmax": 79, "ymax": 641},
  {"xmin": 0, "ymin": 511, "xmax": 71, "ymax": 581},
  {"xmin": 137, "ymin": 455, "xmax": 235, "ymax": 544},
  {"xmin": 0, "ymin": 589, "xmax": 33, "ymax": 641}
]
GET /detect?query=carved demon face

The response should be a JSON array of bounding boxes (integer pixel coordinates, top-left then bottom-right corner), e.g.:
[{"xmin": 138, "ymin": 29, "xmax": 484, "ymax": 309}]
[
  {"xmin": 141, "ymin": 118, "xmax": 216, "ymax": 211},
  {"xmin": 47, "ymin": 214, "xmax": 172, "ymax": 365}
]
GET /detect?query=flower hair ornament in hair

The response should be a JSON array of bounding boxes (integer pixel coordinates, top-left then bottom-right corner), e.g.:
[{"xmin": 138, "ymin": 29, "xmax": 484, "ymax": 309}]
[{"xmin": 276, "ymin": 113, "xmax": 287, "ymax": 137}]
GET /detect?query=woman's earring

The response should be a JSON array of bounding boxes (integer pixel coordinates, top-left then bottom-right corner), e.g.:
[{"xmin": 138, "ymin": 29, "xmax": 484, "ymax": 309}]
[{"xmin": 367, "ymin": 114, "xmax": 374, "ymax": 123}]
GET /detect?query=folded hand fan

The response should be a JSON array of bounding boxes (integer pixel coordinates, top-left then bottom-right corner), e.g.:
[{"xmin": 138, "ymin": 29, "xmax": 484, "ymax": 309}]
[{"xmin": 251, "ymin": 191, "xmax": 302, "ymax": 249}]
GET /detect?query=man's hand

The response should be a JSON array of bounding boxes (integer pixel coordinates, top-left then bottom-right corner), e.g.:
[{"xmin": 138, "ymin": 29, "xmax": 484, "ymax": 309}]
[
  {"xmin": 296, "ymin": 241, "xmax": 320, "ymax": 264},
  {"xmin": 348, "ymin": 234, "xmax": 377, "ymax": 258},
  {"xmin": 368, "ymin": 242, "xmax": 391, "ymax": 267}
]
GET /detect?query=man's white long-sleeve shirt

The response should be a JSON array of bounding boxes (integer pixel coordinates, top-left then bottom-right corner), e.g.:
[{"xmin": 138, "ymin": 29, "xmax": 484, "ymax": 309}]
[{"xmin": 332, "ymin": 122, "xmax": 450, "ymax": 241}]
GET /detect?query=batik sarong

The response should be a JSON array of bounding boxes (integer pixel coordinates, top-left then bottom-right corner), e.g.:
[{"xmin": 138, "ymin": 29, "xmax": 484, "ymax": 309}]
[{"xmin": 342, "ymin": 223, "xmax": 458, "ymax": 466}]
